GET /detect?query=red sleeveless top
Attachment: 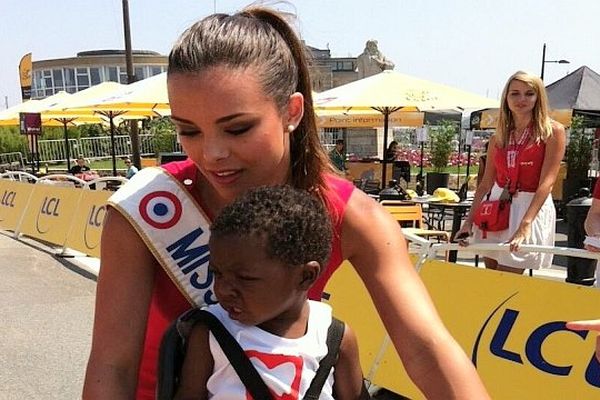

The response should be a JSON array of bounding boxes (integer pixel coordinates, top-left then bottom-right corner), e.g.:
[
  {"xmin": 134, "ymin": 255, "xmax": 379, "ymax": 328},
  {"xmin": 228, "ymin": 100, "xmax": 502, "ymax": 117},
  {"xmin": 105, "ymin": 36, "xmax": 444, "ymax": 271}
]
[
  {"xmin": 134, "ymin": 159, "xmax": 354, "ymax": 399},
  {"xmin": 494, "ymin": 140, "xmax": 546, "ymax": 192}
]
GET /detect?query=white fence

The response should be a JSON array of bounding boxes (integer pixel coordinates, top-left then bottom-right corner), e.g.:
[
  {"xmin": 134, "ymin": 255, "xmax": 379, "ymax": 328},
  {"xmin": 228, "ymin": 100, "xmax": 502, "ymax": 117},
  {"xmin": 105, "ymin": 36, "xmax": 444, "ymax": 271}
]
[{"xmin": 12, "ymin": 133, "xmax": 182, "ymax": 164}]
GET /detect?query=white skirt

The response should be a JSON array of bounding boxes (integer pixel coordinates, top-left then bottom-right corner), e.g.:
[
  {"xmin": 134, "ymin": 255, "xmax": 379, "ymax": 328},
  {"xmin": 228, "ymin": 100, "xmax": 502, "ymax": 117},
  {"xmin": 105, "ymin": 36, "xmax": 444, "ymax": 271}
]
[{"xmin": 472, "ymin": 183, "xmax": 555, "ymax": 270}]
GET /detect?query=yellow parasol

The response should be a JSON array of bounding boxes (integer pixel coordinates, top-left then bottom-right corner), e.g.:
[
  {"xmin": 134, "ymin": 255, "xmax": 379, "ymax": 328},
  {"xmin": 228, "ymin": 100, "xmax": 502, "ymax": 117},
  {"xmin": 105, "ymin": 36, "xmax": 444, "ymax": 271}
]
[
  {"xmin": 62, "ymin": 72, "xmax": 170, "ymax": 116},
  {"xmin": 0, "ymin": 92, "xmax": 101, "ymax": 126},
  {"xmin": 314, "ymin": 70, "xmax": 498, "ymax": 184},
  {"xmin": 45, "ymin": 81, "xmax": 160, "ymax": 174}
]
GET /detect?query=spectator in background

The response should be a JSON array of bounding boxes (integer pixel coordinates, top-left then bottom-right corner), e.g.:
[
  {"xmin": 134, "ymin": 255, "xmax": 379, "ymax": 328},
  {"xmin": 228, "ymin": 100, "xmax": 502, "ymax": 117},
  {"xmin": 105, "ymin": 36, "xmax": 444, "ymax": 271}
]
[
  {"xmin": 456, "ymin": 70, "xmax": 565, "ymax": 274},
  {"xmin": 385, "ymin": 140, "xmax": 399, "ymax": 161},
  {"xmin": 328, "ymin": 139, "xmax": 347, "ymax": 173},
  {"xmin": 124, "ymin": 158, "xmax": 138, "ymax": 179},
  {"xmin": 69, "ymin": 157, "xmax": 91, "ymax": 175}
]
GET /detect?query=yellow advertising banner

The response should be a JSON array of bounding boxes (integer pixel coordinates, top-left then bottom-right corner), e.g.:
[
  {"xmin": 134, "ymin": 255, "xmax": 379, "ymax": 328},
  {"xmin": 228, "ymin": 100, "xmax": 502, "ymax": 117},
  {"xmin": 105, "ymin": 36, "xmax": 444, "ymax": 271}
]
[
  {"xmin": 64, "ymin": 190, "xmax": 111, "ymax": 258},
  {"xmin": 324, "ymin": 260, "xmax": 600, "ymax": 399},
  {"xmin": 0, "ymin": 180, "xmax": 35, "ymax": 232},
  {"xmin": 479, "ymin": 108, "xmax": 573, "ymax": 129},
  {"xmin": 317, "ymin": 111, "xmax": 424, "ymax": 128},
  {"xmin": 19, "ymin": 184, "xmax": 84, "ymax": 246},
  {"xmin": 19, "ymin": 53, "xmax": 32, "ymax": 100}
]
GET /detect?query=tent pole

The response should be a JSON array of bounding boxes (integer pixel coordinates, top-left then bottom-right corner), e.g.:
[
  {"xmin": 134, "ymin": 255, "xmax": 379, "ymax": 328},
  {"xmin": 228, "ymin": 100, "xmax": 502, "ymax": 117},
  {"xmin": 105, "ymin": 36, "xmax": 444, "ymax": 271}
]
[
  {"xmin": 381, "ymin": 109, "xmax": 390, "ymax": 189},
  {"xmin": 110, "ymin": 113, "xmax": 117, "ymax": 176},
  {"xmin": 63, "ymin": 121, "xmax": 71, "ymax": 172}
]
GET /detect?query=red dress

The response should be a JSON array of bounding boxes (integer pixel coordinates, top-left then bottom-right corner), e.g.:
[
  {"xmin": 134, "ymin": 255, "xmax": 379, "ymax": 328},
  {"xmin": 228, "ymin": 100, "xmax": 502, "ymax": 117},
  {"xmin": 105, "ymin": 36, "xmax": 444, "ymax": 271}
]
[
  {"xmin": 494, "ymin": 140, "xmax": 546, "ymax": 192},
  {"xmin": 134, "ymin": 159, "xmax": 354, "ymax": 399}
]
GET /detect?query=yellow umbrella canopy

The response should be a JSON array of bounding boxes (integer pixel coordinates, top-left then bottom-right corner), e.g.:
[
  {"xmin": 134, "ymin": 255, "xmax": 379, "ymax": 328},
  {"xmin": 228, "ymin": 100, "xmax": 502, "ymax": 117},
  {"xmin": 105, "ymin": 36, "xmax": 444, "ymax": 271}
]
[
  {"xmin": 0, "ymin": 92, "xmax": 102, "ymax": 126},
  {"xmin": 64, "ymin": 72, "xmax": 170, "ymax": 116},
  {"xmin": 314, "ymin": 70, "xmax": 498, "ymax": 184},
  {"xmin": 314, "ymin": 70, "xmax": 498, "ymax": 112},
  {"xmin": 44, "ymin": 82, "xmax": 127, "ymax": 117}
]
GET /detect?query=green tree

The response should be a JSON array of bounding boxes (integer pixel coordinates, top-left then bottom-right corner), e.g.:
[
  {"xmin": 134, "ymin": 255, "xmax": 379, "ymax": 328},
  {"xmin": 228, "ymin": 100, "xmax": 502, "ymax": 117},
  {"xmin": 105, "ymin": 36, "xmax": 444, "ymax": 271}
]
[
  {"xmin": 0, "ymin": 126, "xmax": 28, "ymax": 154},
  {"xmin": 566, "ymin": 115, "xmax": 592, "ymax": 179},
  {"xmin": 429, "ymin": 120, "xmax": 457, "ymax": 172},
  {"xmin": 147, "ymin": 117, "xmax": 177, "ymax": 154}
]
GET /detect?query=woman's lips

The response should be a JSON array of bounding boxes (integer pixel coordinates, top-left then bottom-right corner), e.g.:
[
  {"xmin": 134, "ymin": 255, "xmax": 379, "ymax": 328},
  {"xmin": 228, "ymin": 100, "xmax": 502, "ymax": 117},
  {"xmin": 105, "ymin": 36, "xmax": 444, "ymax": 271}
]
[{"xmin": 209, "ymin": 169, "xmax": 241, "ymax": 185}]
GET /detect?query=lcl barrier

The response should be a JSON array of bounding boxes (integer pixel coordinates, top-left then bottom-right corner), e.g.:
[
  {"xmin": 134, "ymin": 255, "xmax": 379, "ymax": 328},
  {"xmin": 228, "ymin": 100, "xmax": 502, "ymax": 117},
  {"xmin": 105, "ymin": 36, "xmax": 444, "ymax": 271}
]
[
  {"xmin": 0, "ymin": 171, "xmax": 127, "ymax": 258},
  {"xmin": 324, "ymin": 233, "xmax": 600, "ymax": 399}
]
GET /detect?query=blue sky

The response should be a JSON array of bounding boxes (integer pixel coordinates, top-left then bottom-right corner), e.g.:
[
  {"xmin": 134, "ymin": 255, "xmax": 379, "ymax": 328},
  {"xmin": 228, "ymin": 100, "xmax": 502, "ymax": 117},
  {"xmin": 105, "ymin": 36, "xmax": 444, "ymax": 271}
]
[{"xmin": 2, "ymin": 0, "xmax": 599, "ymax": 108}]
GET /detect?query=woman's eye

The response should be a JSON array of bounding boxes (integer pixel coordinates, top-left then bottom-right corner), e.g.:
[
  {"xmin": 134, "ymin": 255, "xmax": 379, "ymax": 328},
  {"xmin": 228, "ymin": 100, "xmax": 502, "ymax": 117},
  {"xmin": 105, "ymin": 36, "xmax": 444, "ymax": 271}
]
[
  {"xmin": 226, "ymin": 126, "xmax": 251, "ymax": 135},
  {"xmin": 177, "ymin": 129, "xmax": 200, "ymax": 137}
]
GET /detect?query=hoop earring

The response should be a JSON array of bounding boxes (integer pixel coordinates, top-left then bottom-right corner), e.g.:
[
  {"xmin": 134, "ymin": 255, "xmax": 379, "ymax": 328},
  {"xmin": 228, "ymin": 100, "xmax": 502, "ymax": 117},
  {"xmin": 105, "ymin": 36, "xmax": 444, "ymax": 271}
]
[{"xmin": 287, "ymin": 124, "xmax": 295, "ymax": 133}]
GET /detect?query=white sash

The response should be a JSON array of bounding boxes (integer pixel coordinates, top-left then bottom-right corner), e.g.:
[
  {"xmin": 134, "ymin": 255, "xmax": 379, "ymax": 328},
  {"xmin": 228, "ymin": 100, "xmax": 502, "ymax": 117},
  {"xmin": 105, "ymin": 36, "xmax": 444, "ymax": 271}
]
[{"xmin": 108, "ymin": 167, "xmax": 217, "ymax": 307}]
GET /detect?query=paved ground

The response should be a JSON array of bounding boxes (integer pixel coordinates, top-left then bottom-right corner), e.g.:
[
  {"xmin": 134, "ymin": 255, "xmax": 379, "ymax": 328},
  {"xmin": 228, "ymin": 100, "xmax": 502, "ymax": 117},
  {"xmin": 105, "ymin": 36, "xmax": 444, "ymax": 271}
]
[{"xmin": 0, "ymin": 232, "xmax": 96, "ymax": 400}]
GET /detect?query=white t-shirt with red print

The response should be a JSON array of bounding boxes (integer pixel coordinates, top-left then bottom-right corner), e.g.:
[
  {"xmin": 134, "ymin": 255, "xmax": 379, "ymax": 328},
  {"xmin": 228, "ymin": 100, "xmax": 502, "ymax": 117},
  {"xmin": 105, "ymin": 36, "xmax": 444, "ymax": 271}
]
[{"xmin": 206, "ymin": 301, "xmax": 335, "ymax": 400}]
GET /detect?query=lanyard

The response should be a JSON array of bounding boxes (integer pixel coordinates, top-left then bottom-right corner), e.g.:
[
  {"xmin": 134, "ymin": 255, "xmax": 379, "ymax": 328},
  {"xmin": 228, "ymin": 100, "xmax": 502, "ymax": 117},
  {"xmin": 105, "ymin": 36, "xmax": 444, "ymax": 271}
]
[{"xmin": 505, "ymin": 124, "xmax": 532, "ymax": 194}]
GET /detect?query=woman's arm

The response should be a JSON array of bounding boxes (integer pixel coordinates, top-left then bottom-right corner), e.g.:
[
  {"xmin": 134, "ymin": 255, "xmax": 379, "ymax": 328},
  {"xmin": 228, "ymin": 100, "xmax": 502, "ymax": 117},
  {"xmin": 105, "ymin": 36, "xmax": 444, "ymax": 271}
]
[
  {"xmin": 333, "ymin": 323, "xmax": 366, "ymax": 400},
  {"xmin": 509, "ymin": 122, "xmax": 566, "ymax": 250},
  {"xmin": 174, "ymin": 325, "xmax": 212, "ymax": 400},
  {"xmin": 341, "ymin": 191, "xmax": 490, "ymax": 399},
  {"xmin": 82, "ymin": 208, "xmax": 157, "ymax": 399},
  {"xmin": 585, "ymin": 198, "xmax": 600, "ymax": 238}
]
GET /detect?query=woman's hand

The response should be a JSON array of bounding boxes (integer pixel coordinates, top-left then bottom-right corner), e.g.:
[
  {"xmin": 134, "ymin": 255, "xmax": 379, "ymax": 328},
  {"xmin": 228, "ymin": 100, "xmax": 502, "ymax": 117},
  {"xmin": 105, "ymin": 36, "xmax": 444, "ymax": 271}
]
[
  {"xmin": 455, "ymin": 221, "xmax": 473, "ymax": 246},
  {"xmin": 508, "ymin": 221, "xmax": 532, "ymax": 252}
]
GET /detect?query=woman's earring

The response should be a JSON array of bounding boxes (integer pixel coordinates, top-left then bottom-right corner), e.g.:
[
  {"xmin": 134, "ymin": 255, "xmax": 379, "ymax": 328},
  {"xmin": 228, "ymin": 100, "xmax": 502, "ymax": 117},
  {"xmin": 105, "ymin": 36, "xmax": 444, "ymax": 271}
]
[{"xmin": 287, "ymin": 124, "xmax": 295, "ymax": 133}]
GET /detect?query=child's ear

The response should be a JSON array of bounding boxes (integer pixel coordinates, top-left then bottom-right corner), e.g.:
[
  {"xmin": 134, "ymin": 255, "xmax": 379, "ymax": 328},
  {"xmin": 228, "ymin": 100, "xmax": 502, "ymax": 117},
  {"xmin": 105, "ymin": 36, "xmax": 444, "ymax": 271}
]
[{"xmin": 299, "ymin": 261, "xmax": 321, "ymax": 290}]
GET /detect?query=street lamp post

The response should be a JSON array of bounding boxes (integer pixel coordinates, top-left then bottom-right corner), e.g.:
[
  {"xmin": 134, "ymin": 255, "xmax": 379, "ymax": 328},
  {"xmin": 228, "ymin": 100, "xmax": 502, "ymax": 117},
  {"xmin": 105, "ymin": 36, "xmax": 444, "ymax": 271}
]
[
  {"xmin": 122, "ymin": 0, "xmax": 141, "ymax": 173},
  {"xmin": 540, "ymin": 43, "xmax": 570, "ymax": 81}
]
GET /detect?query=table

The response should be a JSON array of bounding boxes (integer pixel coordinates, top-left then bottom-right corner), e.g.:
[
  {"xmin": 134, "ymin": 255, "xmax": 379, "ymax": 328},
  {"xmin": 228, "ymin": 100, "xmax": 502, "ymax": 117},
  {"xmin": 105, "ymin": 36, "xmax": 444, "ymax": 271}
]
[{"xmin": 425, "ymin": 201, "xmax": 473, "ymax": 262}]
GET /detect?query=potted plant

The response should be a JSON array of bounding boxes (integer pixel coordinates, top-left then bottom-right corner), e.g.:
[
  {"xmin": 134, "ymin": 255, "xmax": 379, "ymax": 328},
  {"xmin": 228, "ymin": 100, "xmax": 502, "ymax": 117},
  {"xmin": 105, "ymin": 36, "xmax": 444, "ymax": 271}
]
[
  {"xmin": 563, "ymin": 115, "xmax": 593, "ymax": 202},
  {"xmin": 426, "ymin": 120, "xmax": 457, "ymax": 194}
]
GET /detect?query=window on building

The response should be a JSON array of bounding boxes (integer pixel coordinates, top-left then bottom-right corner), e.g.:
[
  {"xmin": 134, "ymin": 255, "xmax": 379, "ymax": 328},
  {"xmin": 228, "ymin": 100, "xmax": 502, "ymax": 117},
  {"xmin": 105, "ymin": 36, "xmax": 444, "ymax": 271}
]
[
  {"xmin": 64, "ymin": 68, "xmax": 76, "ymax": 92},
  {"xmin": 52, "ymin": 69, "xmax": 64, "ymax": 91},
  {"xmin": 134, "ymin": 66, "xmax": 145, "ymax": 81},
  {"xmin": 119, "ymin": 67, "xmax": 128, "ymax": 84},
  {"xmin": 43, "ymin": 70, "xmax": 53, "ymax": 91},
  {"xmin": 33, "ymin": 71, "xmax": 43, "ymax": 90},
  {"xmin": 90, "ymin": 67, "xmax": 101, "ymax": 85},
  {"xmin": 76, "ymin": 67, "xmax": 90, "ymax": 90},
  {"xmin": 106, "ymin": 66, "xmax": 118, "ymax": 82},
  {"xmin": 150, "ymin": 66, "xmax": 162, "ymax": 76}
]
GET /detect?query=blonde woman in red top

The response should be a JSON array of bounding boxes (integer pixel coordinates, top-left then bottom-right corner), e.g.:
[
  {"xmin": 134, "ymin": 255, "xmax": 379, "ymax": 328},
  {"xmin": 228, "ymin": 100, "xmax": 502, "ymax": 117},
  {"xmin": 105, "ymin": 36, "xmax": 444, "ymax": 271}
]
[{"xmin": 457, "ymin": 70, "xmax": 565, "ymax": 273}]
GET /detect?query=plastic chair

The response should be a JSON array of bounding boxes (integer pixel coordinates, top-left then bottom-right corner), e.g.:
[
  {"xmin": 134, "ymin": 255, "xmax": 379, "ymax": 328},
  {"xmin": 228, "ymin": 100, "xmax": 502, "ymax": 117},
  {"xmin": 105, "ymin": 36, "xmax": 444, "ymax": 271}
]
[{"xmin": 380, "ymin": 200, "xmax": 450, "ymax": 248}]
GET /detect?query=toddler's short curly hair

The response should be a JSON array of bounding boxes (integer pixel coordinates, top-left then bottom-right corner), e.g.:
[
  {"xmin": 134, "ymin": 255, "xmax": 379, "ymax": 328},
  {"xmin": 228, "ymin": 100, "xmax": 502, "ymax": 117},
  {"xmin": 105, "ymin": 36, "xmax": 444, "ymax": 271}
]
[{"xmin": 210, "ymin": 185, "xmax": 332, "ymax": 268}]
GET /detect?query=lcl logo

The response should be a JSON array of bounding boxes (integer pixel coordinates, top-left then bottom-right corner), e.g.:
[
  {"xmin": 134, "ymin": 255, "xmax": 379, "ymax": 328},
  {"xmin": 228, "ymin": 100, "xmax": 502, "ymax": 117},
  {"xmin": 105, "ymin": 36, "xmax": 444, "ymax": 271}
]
[
  {"xmin": 84, "ymin": 205, "xmax": 106, "ymax": 250},
  {"xmin": 473, "ymin": 293, "xmax": 600, "ymax": 389},
  {"xmin": 1, "ymin": 190, "xmax": 16, "ymax": 207},
  {"xmin": 36, "ymin": 196, "xmax": 61, "ymax": 234}
]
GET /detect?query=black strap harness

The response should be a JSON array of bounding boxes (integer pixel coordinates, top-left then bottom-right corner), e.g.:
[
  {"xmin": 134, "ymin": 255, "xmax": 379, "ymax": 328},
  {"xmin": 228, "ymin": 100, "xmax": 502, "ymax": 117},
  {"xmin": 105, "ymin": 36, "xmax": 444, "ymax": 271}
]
[{"xmin": 157, "ymin": 308, "xmax": 350, "ymax": 400}]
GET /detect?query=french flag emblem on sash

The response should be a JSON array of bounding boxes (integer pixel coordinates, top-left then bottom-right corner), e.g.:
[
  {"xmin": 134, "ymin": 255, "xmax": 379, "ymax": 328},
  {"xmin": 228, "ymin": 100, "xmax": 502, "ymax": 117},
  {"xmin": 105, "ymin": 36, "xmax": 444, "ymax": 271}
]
[{"xmin": 108, "ymin": 167, "xmax": 217, "ymax": 307}]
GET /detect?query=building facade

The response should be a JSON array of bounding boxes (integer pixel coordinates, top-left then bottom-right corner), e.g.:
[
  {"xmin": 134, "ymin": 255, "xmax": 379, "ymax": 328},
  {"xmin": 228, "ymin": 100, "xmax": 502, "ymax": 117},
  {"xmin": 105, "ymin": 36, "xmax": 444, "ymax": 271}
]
[
  {"xmin": 31, "ymin": 46, "xmax": 358, "ymax": 99},
  {"xmin": 31, "ymin": 50, "xmax": 167, "ymax": 99}
]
